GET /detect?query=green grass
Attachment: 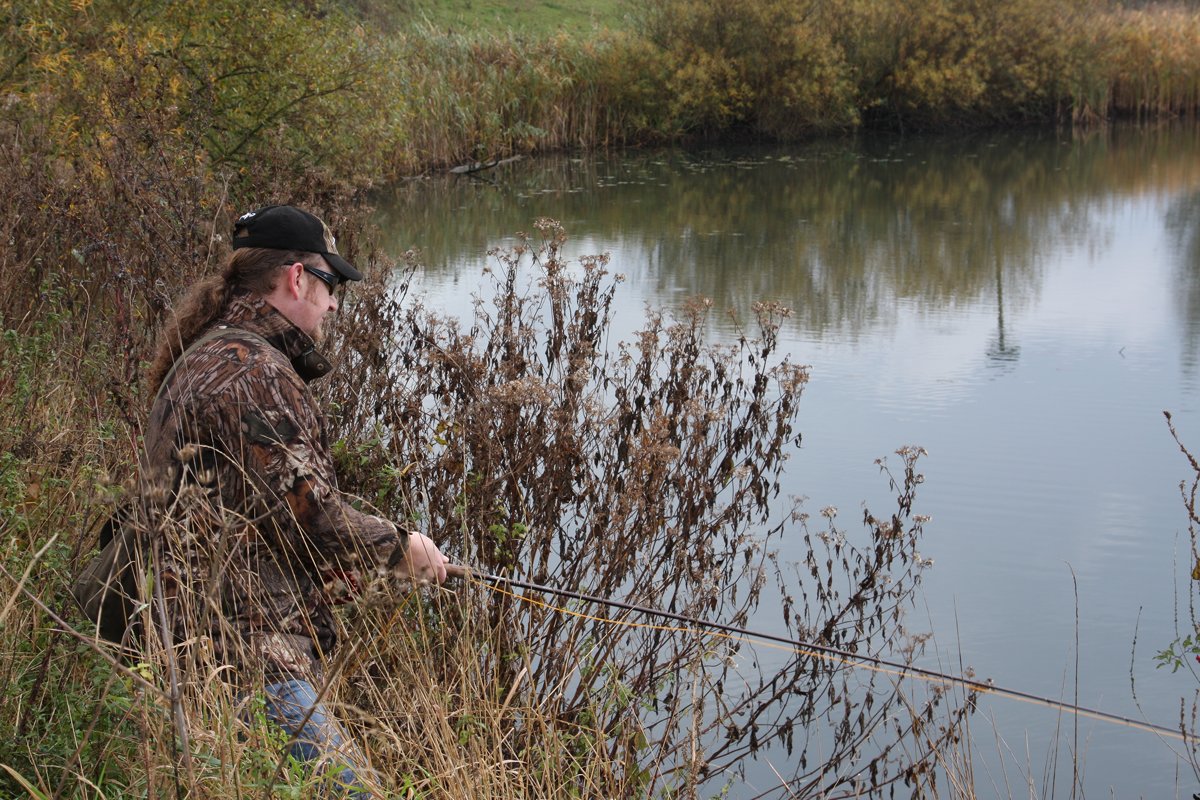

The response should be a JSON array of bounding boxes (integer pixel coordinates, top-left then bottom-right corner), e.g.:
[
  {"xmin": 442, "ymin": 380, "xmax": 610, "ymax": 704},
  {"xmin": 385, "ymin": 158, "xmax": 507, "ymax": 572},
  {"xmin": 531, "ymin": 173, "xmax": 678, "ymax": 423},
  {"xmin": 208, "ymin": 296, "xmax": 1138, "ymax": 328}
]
[{"xmin": 404, "ymin": 0, "xmax": 631, "ymax": 35}]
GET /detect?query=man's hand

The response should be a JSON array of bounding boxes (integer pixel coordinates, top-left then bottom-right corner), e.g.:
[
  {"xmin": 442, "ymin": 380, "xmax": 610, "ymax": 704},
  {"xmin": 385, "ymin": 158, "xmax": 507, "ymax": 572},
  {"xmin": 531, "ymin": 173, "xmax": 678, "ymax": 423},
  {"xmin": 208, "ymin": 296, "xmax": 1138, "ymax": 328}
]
[{"xmin": 397, "ymin": 531, "xmax": 449, "ymax": 584}]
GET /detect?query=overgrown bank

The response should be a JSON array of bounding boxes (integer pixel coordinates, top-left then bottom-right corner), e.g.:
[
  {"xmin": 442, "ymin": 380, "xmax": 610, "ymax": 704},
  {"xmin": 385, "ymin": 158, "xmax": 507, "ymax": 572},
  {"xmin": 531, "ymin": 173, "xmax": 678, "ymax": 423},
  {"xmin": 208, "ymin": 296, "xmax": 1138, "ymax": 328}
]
[
  {"xmin": 2, "ymin": 0, "xmax": 1200, "ymax": 797},
  {"xmin": 6, "ymin": 0, "xmax": 1200, "ymax": 183}
]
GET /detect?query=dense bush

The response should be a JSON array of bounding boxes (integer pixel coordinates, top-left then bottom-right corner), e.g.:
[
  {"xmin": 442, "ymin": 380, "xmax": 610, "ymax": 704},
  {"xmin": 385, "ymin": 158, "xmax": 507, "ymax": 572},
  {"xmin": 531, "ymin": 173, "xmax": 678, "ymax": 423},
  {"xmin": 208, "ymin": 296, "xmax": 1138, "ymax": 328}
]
[
  {"xmin": 2, "ymin": 0, "xmax": 398, "ymax": 180},
  {"xmin": 837, "ymin": 0, "xmax": 1081, "ymax": 126},
  {"xmin": 639, "ymin": 0, "xmax": 859, "ymax": 136}
]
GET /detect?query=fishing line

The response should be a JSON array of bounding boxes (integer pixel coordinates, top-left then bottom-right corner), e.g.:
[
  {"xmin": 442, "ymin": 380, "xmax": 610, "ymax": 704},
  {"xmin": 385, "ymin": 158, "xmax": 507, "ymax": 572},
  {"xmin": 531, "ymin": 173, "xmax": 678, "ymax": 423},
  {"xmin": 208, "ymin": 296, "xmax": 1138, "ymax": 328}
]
[{"xmin": 449, "ymin": 567, "xmax": 1187, "ymax": 742}]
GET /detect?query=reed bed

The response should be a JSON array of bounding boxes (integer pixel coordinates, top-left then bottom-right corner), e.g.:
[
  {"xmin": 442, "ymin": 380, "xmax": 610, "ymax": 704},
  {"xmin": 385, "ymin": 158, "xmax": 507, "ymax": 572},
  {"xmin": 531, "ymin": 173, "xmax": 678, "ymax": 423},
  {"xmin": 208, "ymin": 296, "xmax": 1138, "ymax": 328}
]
[
  {"xmin": 380, "ymin": 28, "xmax": 661, "ymax": 172},
  {"xmin": 1093, "ymin": 6, "xmax": 1200, "ymax": 121}
]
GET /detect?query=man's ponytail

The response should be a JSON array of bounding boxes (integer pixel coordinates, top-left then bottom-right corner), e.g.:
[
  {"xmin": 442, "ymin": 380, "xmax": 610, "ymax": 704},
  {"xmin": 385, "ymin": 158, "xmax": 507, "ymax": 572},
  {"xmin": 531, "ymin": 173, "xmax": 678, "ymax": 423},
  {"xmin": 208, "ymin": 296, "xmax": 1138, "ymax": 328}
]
[{"xmin": 146, "ymin": 247, "xmax": 309, "ymax": 395}]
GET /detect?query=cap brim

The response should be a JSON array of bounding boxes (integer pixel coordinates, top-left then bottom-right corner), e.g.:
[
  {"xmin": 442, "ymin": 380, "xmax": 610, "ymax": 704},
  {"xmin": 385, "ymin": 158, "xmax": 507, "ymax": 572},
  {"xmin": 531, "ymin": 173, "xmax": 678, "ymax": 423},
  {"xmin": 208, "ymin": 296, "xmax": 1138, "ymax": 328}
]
[{"xmin": 325, "ymin": 252, "xmax": 363, "ymax": 282}]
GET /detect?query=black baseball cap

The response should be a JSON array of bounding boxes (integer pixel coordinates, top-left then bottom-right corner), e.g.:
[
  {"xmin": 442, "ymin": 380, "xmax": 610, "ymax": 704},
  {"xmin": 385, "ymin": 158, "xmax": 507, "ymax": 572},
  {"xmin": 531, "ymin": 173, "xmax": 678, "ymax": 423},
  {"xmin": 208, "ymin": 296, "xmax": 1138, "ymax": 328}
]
[{"xmin": 232, "ymin": 205, "xmax": 363, "ymax": 282}]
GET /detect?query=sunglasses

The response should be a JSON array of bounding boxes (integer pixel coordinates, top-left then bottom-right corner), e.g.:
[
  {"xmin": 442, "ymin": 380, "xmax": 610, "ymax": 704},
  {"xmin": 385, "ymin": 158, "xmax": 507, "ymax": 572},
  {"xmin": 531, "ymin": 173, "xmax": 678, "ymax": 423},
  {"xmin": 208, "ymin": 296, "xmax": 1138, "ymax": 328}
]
[{"xmin": 303, "ymin": 264, "xmax": 341, "ymax": 293}]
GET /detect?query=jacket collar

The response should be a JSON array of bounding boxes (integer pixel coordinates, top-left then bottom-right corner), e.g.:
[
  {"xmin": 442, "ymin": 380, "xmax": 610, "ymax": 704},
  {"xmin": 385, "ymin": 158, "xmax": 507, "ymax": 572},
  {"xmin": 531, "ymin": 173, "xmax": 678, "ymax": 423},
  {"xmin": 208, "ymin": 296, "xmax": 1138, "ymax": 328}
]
[{"xmin": 219, "ymin": 292, "xmax": 333, "ymax": 382}]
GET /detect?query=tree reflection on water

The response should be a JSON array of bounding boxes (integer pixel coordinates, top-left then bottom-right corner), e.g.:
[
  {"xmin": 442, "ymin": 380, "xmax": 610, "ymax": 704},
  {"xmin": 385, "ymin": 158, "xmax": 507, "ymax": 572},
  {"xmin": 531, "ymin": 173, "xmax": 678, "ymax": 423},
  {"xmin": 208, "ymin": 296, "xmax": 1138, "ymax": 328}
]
[{"xmin": 373, "ymin": 125, "xmax": 1200, "ymax": 346}]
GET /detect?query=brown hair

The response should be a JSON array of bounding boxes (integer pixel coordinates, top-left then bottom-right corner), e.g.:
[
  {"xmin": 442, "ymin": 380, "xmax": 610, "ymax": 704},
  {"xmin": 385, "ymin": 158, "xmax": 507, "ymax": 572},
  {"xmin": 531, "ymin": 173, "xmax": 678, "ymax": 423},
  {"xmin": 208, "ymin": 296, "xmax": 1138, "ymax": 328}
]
[{"xmin": 146, "ymin": 247, "xmax": 322, "ymax": 395}]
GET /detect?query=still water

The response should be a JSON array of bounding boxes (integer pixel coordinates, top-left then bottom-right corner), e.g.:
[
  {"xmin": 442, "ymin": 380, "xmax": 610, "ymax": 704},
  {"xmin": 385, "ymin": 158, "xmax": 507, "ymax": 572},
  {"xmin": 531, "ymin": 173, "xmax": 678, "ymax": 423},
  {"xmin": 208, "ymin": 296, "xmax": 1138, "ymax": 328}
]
[{"xmin": 374, "ymin": 125, "xmax": 1200, "ymax": 797}]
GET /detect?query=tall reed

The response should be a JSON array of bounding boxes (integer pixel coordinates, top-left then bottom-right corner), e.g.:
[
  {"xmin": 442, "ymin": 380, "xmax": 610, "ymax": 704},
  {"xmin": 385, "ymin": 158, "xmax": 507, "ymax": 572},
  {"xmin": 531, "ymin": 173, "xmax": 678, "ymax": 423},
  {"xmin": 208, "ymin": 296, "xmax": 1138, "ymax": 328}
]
[{"xmin": 1096, "ymin": 6, "xmax": 1200, "ymax": 121}]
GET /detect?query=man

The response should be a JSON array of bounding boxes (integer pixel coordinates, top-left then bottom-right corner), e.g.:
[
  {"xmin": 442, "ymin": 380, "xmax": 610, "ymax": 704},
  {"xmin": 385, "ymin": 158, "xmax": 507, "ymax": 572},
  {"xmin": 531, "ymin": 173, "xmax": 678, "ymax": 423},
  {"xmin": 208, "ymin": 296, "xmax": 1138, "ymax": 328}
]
[{"xmin": 141, "ymin": 204, "xmax": 448, "ymax": 796}]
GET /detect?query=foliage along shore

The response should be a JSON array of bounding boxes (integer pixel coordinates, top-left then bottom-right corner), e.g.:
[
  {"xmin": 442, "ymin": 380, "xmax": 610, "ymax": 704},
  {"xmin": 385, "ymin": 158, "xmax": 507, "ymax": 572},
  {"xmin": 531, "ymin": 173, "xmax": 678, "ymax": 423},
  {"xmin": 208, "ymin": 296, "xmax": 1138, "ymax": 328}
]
[
  {"xmin": 3, "ymin": 0, "xmax": 1200, "ymax": 797},
  {"xmin": 6, "ymin": 0, "xmax": 1200, "ymax": 188}
]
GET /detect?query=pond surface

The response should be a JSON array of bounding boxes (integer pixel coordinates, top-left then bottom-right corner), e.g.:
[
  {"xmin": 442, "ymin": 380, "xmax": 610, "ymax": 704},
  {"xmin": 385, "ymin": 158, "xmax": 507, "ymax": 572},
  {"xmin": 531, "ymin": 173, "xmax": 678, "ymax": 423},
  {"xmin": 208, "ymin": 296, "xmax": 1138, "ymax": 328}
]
[{"xmin": 373, "ymin": 125, "xmax": 1200, "ymax": 797}]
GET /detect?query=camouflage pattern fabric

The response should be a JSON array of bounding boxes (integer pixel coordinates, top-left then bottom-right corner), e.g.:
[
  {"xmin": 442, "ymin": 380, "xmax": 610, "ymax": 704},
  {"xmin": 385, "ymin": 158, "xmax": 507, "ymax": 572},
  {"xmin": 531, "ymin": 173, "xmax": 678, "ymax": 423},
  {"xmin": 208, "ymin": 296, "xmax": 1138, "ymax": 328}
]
[{"xmin": 141, "ymin": 291, "xmax": 406, "ymax": 683}]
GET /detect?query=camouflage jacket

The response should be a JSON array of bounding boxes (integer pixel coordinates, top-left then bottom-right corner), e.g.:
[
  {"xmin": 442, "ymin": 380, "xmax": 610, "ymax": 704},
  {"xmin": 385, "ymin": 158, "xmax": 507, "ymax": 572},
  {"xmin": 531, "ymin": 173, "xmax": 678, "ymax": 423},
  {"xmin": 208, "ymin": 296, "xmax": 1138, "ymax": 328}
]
[{"xmin": 141, "ymin": 292, "xmax": 406, "ymax": 683}]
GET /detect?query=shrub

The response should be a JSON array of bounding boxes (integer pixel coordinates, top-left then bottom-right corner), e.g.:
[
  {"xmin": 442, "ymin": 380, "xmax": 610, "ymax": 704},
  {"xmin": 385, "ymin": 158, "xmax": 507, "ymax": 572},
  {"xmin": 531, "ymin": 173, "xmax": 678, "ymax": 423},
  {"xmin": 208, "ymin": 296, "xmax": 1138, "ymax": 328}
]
[
  {"xmin": 642, "ymin": 0, "xmax": 858, "ymax": 137},
  {"xmin": 322, "ymin": 219, "xmax": 973, "ymax": 795}
]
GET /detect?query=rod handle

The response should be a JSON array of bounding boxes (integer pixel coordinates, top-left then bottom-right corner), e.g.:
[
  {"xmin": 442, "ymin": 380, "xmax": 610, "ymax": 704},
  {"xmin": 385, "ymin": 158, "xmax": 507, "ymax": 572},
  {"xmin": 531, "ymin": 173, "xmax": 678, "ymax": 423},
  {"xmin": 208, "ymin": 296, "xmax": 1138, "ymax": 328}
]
[{"xmin": 445, "ymin": 563, "xmax": 472, "ymax": 581}]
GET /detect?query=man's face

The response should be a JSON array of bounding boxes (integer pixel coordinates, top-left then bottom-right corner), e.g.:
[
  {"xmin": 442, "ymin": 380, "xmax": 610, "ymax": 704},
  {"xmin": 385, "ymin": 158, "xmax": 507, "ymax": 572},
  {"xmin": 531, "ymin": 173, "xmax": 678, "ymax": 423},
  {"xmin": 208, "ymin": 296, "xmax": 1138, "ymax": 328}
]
[{"xmin": 298, "ymin": 259, "xmax": 339, "ymax": 344}]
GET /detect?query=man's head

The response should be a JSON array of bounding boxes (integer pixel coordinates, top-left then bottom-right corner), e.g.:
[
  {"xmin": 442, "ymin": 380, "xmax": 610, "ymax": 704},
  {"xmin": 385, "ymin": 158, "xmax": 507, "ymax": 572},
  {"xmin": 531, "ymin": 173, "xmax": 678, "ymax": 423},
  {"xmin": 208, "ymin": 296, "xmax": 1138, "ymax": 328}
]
[
  {"xmin": 232, "ymin": 205, "xmax": 362, "ymax": 283},
  {"xmin": 148, "ymin": 206, "xmax": 363, "ymax": 393},
  {"xmin": 230, "ymin": 206, "xmax": 362, "ymax": 344}
]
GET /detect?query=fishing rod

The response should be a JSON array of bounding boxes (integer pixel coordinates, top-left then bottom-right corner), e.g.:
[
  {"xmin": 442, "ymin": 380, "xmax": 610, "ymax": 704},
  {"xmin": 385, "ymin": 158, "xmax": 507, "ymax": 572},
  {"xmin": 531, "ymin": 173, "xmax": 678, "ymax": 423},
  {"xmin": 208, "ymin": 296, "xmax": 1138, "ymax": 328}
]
[{"xmin": 443, "ymin": 563, "xmax": 1187, "ymax": 742}]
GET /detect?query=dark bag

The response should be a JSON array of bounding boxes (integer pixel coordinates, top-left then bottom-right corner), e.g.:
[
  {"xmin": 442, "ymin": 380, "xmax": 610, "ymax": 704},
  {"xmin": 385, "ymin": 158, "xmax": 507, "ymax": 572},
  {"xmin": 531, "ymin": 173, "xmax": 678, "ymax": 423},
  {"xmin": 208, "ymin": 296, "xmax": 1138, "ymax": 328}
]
[
  {"xmin": 70, "ymin": 508, "xmax": 144, "ymax": 644},
  {"xmin": 71, "ymin": 326, "xmax": 251, "ymax": 643},
  {"xmin": 72, "ymin": 326, "xmax": 262, "ymax": 642}
]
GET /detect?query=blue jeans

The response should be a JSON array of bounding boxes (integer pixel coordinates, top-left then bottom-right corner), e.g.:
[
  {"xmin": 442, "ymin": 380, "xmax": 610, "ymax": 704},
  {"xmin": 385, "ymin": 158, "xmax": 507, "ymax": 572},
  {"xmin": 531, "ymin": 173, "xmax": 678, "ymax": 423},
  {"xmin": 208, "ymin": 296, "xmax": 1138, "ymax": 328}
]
[{"xmin": 261, "ymin": 678, "xmax": 376, "ymax": 798}]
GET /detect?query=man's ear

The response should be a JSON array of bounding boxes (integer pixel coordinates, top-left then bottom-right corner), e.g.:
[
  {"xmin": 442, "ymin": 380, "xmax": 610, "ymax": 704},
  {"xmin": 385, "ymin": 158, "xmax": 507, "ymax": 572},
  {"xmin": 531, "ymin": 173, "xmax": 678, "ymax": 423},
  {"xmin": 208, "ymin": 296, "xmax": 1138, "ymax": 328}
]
[{"xmin": 283, "ymin": 261, "xmax": 305, "ymax": 299}]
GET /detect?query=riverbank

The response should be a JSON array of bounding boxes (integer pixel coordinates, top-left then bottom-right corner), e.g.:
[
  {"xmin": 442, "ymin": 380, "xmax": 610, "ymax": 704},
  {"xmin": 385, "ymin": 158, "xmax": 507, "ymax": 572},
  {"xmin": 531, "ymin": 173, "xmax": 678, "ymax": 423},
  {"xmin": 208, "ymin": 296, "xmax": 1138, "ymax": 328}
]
[
  {"xmin": 8, "ymin": 1, "xmax": 1200, "ymax": 184},
  {"xmin": 3, "ymin": 1, "xmax": 1200, "ymax": 797}
]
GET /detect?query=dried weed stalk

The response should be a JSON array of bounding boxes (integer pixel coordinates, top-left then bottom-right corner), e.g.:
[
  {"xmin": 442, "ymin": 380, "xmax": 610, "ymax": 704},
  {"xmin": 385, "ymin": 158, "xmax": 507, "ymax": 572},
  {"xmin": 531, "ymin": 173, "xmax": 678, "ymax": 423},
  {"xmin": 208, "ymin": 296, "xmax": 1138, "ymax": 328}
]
[
  {"xmin": 324, "ymin": 218, "xmax": 972, "ymax": 797},
  {"xmin": 1163, "ymin": 411, "xmax": 1200, "ymax": 782}
]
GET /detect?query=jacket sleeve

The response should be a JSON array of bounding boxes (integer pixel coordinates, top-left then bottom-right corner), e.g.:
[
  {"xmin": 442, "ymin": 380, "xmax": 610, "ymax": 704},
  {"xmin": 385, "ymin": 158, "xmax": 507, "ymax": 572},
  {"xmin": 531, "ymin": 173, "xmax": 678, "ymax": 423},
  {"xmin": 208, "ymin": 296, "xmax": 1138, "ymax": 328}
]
[{"xmin": 234, "ymin": 366, "xmax": 408, "ymax": 579}]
